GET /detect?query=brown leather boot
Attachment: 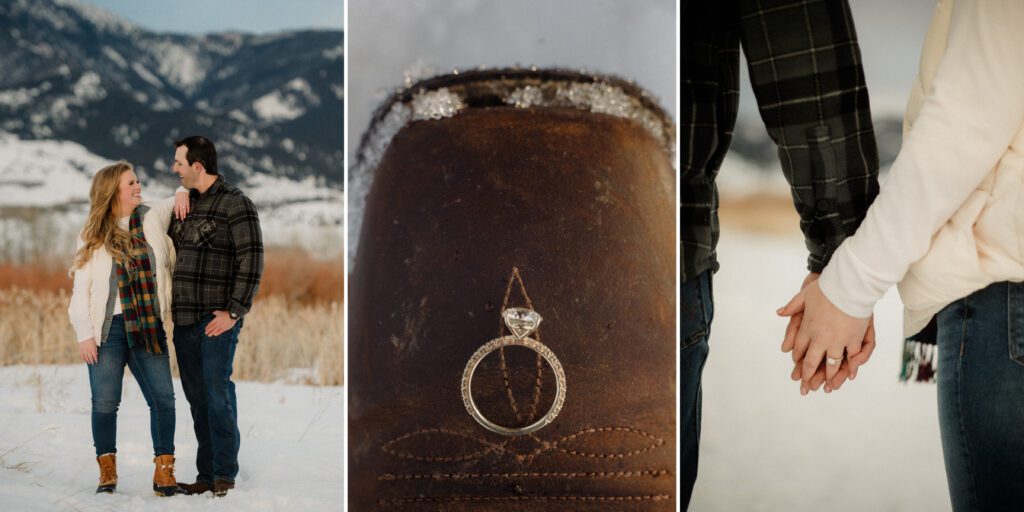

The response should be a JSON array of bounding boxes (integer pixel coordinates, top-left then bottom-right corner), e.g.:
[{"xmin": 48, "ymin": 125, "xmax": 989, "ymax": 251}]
[
  {"xmin": 349, "ymin": 69, "xmax": 676, "ymax": 510},
  {"xmin": 177, "ymin": 480, "xmax": 214, "ymax": 495},
  {"xmin": 95, "ymin": 453, "xmax": 117, "ymax": 493},
  {"xmin": 213, "ymin": 479, "xmax": 234, "ymax": 497},
  {"xmin": 152, "ymin": 454, "xmax": 178, "ymax": 496}
]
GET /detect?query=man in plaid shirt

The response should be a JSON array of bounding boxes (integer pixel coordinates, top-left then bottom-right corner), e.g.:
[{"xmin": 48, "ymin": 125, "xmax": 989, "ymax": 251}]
[
  {"xmin": 167, "ymin": 136, "xmax": 264, "ymax": 497},
  {"xmin": 682, "ymin": 0, "xmax": 880, "ymax": 505}
]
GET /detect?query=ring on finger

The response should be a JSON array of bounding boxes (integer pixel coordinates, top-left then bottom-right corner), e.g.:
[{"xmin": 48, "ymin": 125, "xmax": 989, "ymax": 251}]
[{"xmin": 825, "ymin": 354, "xmax": 844, "ymax": 366}]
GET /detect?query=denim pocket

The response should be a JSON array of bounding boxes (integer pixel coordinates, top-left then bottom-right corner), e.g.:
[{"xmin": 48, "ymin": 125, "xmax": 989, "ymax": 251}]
[
  {"xmin": 681, "ymin": 272, "xmax": 710, "ymax": 350},
  {"xmin": 1007, "ymin": 283, "xmax": 1024, "ymax": 367}
]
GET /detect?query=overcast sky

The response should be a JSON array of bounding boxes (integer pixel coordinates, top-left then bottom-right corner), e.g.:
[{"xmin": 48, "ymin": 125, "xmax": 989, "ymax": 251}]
[{"xmin": 83, "ymin": 0, "xmax": 343, "ymax": 34}]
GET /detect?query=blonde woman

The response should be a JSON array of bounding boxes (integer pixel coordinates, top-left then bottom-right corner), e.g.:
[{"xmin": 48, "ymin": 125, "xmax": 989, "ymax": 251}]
[{"xmin": 68, "ymin": 161, "xmax": 189, "ymax": 496}]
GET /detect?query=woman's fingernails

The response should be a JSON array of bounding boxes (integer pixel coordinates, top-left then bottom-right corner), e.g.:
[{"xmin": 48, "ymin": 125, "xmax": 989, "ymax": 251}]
[{"xmin": 776, "ymin": 307, "xmax": 784, "ymax": 315}]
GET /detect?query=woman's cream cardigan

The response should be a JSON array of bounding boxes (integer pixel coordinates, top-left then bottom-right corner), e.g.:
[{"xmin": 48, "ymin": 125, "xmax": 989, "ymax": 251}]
[
  {"xmin": 68, "ymin": 196, "xmax": 177, "ymax": 345},
  {"xmin": 818, "ymin": 0, "xmax": 1024, "ymax": 337}
]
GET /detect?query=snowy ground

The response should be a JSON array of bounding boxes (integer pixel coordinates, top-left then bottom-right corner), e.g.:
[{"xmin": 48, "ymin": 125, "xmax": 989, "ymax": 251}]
[
  {"xmin": 690, "ymin": 230, "xmax": 950, "ymax": 511},
  {"xmin": 0, "ymin": 365, "xmax": 343, "ymax": 511}
]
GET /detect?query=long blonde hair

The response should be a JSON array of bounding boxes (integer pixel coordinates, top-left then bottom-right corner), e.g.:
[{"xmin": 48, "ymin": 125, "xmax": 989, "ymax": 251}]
[{"xmin": 71, "ymin": 161, "xmax": 135, "ymax": 272}]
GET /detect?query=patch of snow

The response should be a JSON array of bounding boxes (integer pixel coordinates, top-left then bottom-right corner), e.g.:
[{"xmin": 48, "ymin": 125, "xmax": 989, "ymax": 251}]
[
  {"xmin": 131, "ymin": 62, "xmax": 163, "ymax": 89},
  {"xmin": 0, "ymin": 83, "xmax": 50, "ymax": 109},
  {"xmin": 252, "ymin": 91, "xmax": 305, "ymax": 122},
  {"xmin": 0, "ymin": 133, "xmax": 170, "ymax": 207},
  {"xmin": 0, "ymin": 135, "xmax": 341, "ymax": 257},
  {"xmin": 230, "ymin": 129, "xmax": 266, "ymax": 148},
  {"xmin": 111, "ymin": 124, "xmax": 140, "ymax": 147},
  {"xmin": 27, "ymin": 3, "xmax": 77, "ymax": 33},
  {"xmin": 72, "ymin": 72, "xmax": 105, "ymax": 102},
  {"xmin": 216, "ymin": 65, "xmax": 238, "ymax": 80},
  {"xmin": 322, "ymin": 44, "xmax": 343, "ymax": 60},
  {"xmin": 228, "ymin": 110, "xmax": 251, "ymax": 124},
  {"xmin": 54, "ymin": 0, "xmax": 137, "ymax": 34},
  {"xmin": 285, "ymin": 78, "xmax": 314, "ymax": 97},
  {"xmin": 151, "ymin": 96, "xmax": 181, "ymax": 112},
  {"xmin": 101, "ymin": 46, "xmax": 127, "ymax": 68},
  {"xmin": 0, "ymin": 365, "xmax": 342, "ymax": 512},
  {"xmin": 144, "ymin": 40, "xmax": 207, "ymax": 93},
  {"xmin": 27, "ymin": 42, "xmax": 55, "ymax": 59}
]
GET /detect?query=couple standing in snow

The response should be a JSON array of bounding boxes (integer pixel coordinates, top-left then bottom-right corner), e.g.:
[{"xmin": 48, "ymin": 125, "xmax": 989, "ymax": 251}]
[
  {"xmin": 68, "ymin": 136, "xmax": 264, "ymax": 497},
  {"xmin": 683, "ymin": 0, "xmax": 1024, "ymax": 510}
]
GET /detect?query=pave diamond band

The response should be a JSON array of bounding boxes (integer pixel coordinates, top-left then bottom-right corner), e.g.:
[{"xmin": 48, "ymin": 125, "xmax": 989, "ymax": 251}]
[{"xmin": 461, "ymin": 334, "xmax": 567, "ymax": 436}]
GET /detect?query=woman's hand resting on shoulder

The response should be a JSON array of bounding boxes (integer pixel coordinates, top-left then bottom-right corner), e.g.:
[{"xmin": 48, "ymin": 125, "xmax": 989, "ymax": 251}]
[{"xmin": 174, "ymin": 188, "xmax": 190, "ymax": 220}]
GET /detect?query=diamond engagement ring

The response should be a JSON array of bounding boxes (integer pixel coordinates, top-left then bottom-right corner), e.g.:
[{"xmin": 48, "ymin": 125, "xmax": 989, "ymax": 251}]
[
  {"xmin": 461, "ymin": 307, "xmax": 567, "ymax": 436},
  {"xmin": 826, "ymin": 355, "xmax": 843, "ymax": 366}
]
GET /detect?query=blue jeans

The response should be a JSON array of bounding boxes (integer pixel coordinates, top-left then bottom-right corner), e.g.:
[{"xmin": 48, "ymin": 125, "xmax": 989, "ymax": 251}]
[
  {"xmin": 88, "ymin": 315, "xmax": 175, "ymax": 457},
  {"xmin": 936, "ymin": 281, "xmax": 1024, "ymax": 511},
  {"xmin": 173, "ymin": 315, "xmax": 242, "ymax": 483},
  {"xmin": 680, "ymin": 270, "xmax": 713, "ymax": 509}
]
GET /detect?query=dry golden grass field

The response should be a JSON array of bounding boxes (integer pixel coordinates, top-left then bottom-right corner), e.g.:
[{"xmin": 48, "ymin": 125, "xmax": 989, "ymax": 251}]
[{"xmin": 0, "ymin": 250, "xmax": 344, "ymax": 386}]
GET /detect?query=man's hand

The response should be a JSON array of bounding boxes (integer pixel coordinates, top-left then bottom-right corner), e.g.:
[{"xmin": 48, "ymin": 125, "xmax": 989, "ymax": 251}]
[
  {"xmin": 79, "ymin": 338, "xmax": 98, "ymax": 365},
  {"xmin": 779, "ymin": 274, "xmax": 873, "ymax": 394},
  {"xmin": 174, "ymin": 189, "xmax": 190, "ymax": 221},
  {"xmin": 205, "ymin": 310, "xmax": 238, "ymax": 337}
]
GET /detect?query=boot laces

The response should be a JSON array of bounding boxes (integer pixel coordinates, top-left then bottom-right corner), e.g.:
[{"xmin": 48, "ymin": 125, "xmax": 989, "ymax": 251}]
[{"xmin": 159, "ymin": 462, "xmax": 176, "ymax": 481}]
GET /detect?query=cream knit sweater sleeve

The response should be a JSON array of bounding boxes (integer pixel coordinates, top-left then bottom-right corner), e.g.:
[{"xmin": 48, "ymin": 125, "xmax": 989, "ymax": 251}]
[
  {"xmin": 817, "ymin": 0, "xmax": 1024, "ymax": 318},
  {"xmin": 67, "ymin": 234, "xmax": 95, "ymax": 344}
]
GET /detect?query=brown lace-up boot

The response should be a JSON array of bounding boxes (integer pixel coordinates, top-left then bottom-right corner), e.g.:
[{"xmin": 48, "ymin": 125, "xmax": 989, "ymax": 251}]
[
  {"xmin": 153, "ymin": 454, "xmax": 178, "ymax": 496},
  {"xmin": 177, "ymin": 480, "xmax": 214, "ymax": 495},
  {"xmin": 95, "ymin": 453, "xmax": 117, "ymax": 493}
]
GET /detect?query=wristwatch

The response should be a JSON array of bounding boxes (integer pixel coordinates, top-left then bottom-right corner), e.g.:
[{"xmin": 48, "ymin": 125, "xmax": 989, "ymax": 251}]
[{"xmin": 228, "ymin": 311, "xmax": 240, "ymax": 320}]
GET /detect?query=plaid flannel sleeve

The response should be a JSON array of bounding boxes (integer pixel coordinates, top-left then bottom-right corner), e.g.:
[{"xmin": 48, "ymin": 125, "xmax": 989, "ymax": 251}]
[
  {"xmin": 738, "ymin": 0, "xmax": 880, "ymax": 273},
  {"xmin": 225, "ymin": 194, "xmax": 264, "ymax": 317}
]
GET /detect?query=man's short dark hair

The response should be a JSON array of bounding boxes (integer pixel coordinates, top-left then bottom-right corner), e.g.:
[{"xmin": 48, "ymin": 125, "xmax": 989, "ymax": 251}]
[{"xmin": 174, "ymin": 135, "xmax": 218, "ymax": 175}]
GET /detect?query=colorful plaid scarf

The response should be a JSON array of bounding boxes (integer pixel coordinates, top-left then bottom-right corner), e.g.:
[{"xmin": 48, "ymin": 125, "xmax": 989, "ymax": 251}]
[{"xmin": 115, "ymin": 206, "xmax": 164, "ymax": 354}]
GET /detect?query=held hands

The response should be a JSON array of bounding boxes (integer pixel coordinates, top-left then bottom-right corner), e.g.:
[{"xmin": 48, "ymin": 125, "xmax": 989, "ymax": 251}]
[
  {"xmin": 205, "ymin": 310, "xmax": 238, "ymax": 337},
  {"xmin": 173, "ymin": 189, "xmax": 190, "ymax": 221},
  {"xmin": 778, "ymin": 273, "xmax": 876, "ymax": 395},
  {"xmin": 78, "ymin": 338, "xmax": 98, "ymax": 365}
]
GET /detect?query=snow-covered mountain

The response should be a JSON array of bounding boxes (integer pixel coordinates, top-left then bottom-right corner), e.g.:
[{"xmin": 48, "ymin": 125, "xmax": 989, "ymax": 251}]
[{"xmin": 0, "ymin": 0, "xmax": 343, "ymax": 255}]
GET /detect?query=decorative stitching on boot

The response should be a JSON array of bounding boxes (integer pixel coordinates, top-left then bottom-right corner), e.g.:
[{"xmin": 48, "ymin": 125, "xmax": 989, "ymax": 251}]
[
  {"xmin": 496, "ymin": 267, "xmax": 545, "ymax": 423},
  {"xmin": 378, "ymin": 469, "xmax": 671, "ymax": 481},
  {"xmin": 381, "ymin": 426, "xmax": 665, "ymax": 463},
  {"xmin": 378, "ymin": 494, "xmax": 671, "ymax": 505}
]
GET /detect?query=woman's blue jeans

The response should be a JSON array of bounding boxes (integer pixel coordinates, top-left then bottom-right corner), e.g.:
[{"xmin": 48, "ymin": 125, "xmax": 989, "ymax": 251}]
[
  {"xmin": 936, "ymin": 281, "xmax": 1024, "ymax": 511},
  {"xmin": 87, "ymin": 315, "xmax": 175, "ymax": 457}
]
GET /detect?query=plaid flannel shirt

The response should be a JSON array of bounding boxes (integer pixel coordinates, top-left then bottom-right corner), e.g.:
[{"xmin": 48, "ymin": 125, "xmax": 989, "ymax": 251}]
[
  {"xmin": 682, "ymin": 0, "xmax": 880, "ymax": 281},
  {"xmin": 169, "ymin": 178, "xmax": 264, "ymax": 326}
]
